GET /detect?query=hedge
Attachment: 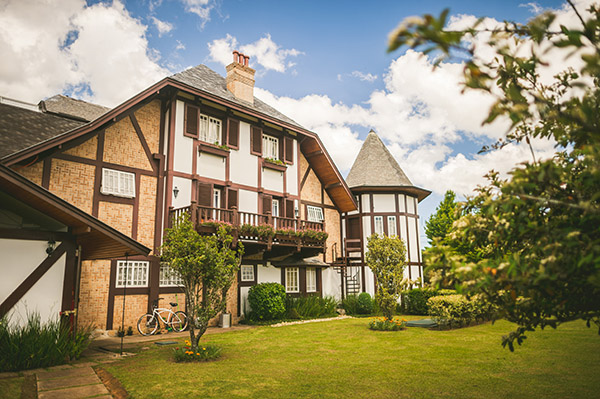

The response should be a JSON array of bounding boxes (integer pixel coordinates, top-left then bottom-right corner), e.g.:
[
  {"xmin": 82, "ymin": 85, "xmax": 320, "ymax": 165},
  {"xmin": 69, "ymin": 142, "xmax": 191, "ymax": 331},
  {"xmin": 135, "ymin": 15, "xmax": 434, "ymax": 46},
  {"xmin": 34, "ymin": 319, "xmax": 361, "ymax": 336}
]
[
  {"xmin": 247, "ymin": 283, "xmax": 286, "ymax": 321},
  {"xmin": 427, "ymin": 294, "xmax": 497, "ymax": 328},
  {"xmin": 401, "ymin": 288, "xmax": 456, "ymax": 315}
]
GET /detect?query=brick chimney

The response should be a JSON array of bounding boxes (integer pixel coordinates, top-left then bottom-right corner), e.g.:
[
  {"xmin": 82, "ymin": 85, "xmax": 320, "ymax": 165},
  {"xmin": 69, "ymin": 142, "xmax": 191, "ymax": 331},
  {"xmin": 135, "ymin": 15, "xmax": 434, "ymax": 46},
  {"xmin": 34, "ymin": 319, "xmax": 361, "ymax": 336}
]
[{"xmin": 226, "ymin": 51, "xmax": 255, "ymax": 105}]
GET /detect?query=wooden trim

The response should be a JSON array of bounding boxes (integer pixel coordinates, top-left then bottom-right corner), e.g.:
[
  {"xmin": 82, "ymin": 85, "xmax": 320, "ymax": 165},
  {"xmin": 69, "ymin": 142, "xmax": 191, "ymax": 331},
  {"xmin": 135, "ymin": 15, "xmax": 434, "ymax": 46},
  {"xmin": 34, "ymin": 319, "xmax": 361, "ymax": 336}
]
[
  {"xmin": 154, "ymin": 153, "xmax": 166, "ymax": 253},
  {"xmin": 61, "ymin": 241, "xmax": 77, "ymax": 313},
  {"xmin": 404, "ymin": 195, "xmax": 411, "ymax": 280},
  {"xmin": 129, "ymin": 113, "xmax": 157, "ymax": 172},
  {"xmin": 0, "ymin": 242, "xmax": 68, "ymax": 317},
  {"xmin": 97, "ymin": 193, "xmax": 135, "ymax": 205},
  {"xmin": 53, "ymin": 153, "xmax": 155, "ymax": 176},
  {"xmin": 106, "ymin": 259, "xmax": 117, "ymax": 329},
  {"xmin": 131, "ymin": 173, "xmax": 141, "ymax": 240},
  {"xmin": 42, "ymin": 158, "xmax": 51, "ymax": 189},
  {"xmin": 299, "ymin": 165, "xmax": 311, "ymax": 191},
  {"xmin": 198, "ymin": 143, "xmax": 230, "ymax": 157},
  {"xmin": 148, "ymin": 258, "xmax": 161, "ymax": 313},
  {"xmin": 0, "ymin": 228, "xmax": 73, "ymax": 241},
  {"xmin": 305, "ymin": 150, "xmax": 323, "ymax": 159},
  {"xmin": 261, "ymin": 158, "xmax": 287, "ymax": 172},
  {"xmin": 164, "ymin": 99, "xmax": 177, "ymax": 232},
  {"xmin": 92, "ymin": 131, "xmax": 105, "ymax": 217}
]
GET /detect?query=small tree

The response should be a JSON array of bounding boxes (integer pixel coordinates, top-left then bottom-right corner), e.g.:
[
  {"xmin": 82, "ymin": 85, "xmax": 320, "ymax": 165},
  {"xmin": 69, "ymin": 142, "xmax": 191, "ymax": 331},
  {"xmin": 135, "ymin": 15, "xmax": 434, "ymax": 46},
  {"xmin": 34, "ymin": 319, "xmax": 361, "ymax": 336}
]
[
  {"xmin": 425, "ymin": 190, "xmax": 459, "ymax": 245},
  {"xmin": 366, "ymin": 234, "xmax": 409, "ymax": 320},
  {"xmin": 161, "ymin": 216, "xmax": 243, "ymax": 352}
]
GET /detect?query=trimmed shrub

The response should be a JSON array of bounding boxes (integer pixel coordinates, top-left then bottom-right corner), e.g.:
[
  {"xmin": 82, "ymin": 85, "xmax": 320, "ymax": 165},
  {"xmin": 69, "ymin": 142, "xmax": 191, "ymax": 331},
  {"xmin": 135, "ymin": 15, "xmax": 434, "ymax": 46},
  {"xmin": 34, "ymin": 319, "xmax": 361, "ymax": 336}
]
[
  {"xmin": 427, "ymin": 294, "xmax": 497, "ymax": 328},
  {"xmin": 0, "ymin": 314, "xmax": 93, "ymax": 372},
  {"xmin": 340, "ymin": 295, "xmax": 360, "ymax": 315},
  {"xmin": 357, "ymin": 292, "xmax": 374, "ymax": 314},
  {"xmin": 247, "ymin": 283, "xmax": 286, "ymax": 321},
  {"xmin": 401, "ymin": 288, "xmax": 456, "ymax": 315},
  {"xmin": 285, "ymin": 295, "xmax": 337, "ymax": 319}
]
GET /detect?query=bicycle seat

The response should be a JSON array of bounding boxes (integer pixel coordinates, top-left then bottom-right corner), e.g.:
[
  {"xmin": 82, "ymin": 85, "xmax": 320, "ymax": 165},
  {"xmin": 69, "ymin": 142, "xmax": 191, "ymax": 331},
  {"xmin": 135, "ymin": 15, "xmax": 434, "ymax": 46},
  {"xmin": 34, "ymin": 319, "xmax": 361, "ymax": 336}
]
[{"xmin": 170, "ymin": 302, "xmax": 178, "ymax": 307}]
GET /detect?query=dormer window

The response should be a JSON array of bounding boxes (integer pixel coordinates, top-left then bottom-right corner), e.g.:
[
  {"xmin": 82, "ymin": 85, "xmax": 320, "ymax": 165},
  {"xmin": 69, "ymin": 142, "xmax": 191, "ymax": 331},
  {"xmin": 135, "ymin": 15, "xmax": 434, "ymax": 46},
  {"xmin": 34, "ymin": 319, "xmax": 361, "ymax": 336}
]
[{"xmin": 262, "ymin": 134, "xmax": 279, "ymax": 160}]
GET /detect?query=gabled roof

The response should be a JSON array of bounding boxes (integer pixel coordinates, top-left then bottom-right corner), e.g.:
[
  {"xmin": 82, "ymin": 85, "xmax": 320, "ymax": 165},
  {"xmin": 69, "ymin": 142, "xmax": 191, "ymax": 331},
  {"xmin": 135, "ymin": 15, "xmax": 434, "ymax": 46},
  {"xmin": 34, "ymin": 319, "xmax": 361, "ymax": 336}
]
[
  {"xmin": 346, "ymin": 130, "xmax": 430, "ymax": 202},
  {"xmin": 0, "ymin": 164, "xmax": 150, "ymax": 260},
  {"xmin": 171, "ymin": 65, "xmax": 303, "ymax": 129},
  {"xmin": 0, "ymin": 103, "xmax": 85, "ymax": 159},
  {"xmin": 40, "ymin": 94, "xmax": 110, "ymax": 122}
]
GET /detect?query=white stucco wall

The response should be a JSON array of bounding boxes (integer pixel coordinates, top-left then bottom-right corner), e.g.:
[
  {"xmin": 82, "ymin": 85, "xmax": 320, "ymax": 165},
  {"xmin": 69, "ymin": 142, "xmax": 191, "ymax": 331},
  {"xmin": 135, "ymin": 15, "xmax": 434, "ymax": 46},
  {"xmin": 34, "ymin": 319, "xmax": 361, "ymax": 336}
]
[
  {"xmin": 372, "ymin": 194, "xmax": 395, "ymax": 213},
  {"xmin": 286, "ymin": 139, "xmax": 298, "ymax": 196},
  {"xmin": 257, "ymin": 263, "xmax": 281, "ymax": 284},
  {"xmin": 262, "ymin": 168, "xmax": 284, "ymax": 192},
  {"xmin": 197, "ymin": 153, "xmax": 226, "ymax": 181},
  {"xmin": 321, "ymin": 268, "xmax": 341, "ymax": 299},
  {"xmin": 173, "ymin": 101, "xmax": 194, "ymax": 174},
  {"xmin": 0, "ymin": 239, "xmax": 65, "ymax": 327},
  {"xmin": 361, "ymin": 194, "xmax": 370, "ymax": 212},
  {"xmin": 398, "ymin": 194, "xmax": 406, "ymax": 212},
  {"xmin": 171, "ymin": 176, "xmax": 192, "ymax": 209},
  {"xmin": 239, "ymin": 286, "xmax": 251, "ymax": 316},
  {"xmin": 230, "ymin": 122, "xmax": 258, "ymax": 187},
  {"xmin": 238, "ymin": 189, "xmax": 258, "ymax": 214}
]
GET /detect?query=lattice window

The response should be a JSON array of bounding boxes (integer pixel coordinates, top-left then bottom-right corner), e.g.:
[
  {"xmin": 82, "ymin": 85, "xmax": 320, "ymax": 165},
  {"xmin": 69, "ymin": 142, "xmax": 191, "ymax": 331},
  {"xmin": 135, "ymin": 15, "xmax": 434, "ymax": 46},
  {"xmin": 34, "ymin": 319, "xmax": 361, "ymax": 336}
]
[
  {"xmin": 262, "ymin": 134, "xmax": 279, "ymax": 160},
  {"xmin": 199, "ymin": 114, "xmax": 222, "ymax": 145},
  {"xmin": 285, "ymin": 267, "xmax": 299, "ymax": 293},
  {"xmin": 240, "ymin": 265, "xmax": 255, "ymax": 282},
  {"xmin": 101, "ymin": 168, "xmax": 135, "ymax": 198},
  {"xmin": 306, "ymin": 267, "xmax": 316, "ymax": 292},
  {"xmin": 307, "ymin": 206, "xmax": 324, "ymax": 222},
  {"xmin": 374, "ymin": 216, "xmax": 384, "ymax": 236},
  {"xmin": 387, "ymin": 216, "xmax": 397, "ymax": 237},
  {"xmin": 159, "ymin": 263, "xmax": 184, "ymax": 287},
  {"xmin": 116, "ymin": 261, "xmax": 149, "ymax": 288}
]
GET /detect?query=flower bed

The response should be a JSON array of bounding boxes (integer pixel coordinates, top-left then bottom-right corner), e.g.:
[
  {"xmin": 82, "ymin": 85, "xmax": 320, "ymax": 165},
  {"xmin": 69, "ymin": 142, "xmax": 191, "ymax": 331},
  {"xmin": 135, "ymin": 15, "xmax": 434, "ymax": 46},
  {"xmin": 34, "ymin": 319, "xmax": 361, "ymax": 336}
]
[
  {"xmin": 173, "ymin": 340, "xmax": 222, "ymax": 362},
  {"xmin": 368, "ymin": 316, "xmax": 407, "ymax": 331}
]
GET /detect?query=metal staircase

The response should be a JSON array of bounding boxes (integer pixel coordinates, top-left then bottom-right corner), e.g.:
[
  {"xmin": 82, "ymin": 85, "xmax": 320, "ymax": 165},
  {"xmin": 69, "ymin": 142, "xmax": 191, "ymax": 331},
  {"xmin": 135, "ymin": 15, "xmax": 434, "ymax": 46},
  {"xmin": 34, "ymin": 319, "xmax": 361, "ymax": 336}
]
[{"xmin": 331, "ymin": 241, "xmax": 363, "ymax": 299}]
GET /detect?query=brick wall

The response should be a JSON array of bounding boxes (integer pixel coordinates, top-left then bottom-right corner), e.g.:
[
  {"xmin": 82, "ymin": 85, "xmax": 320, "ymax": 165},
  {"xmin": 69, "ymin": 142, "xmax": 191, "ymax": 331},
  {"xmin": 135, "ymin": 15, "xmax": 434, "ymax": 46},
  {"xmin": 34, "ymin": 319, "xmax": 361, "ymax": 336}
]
[
  {"xmin": 134, "ymin": 100, "xmax": 161, "ymax": 154},
  {"xmin": 112, "ymin": 294, "xmax": 148, "ymax": 332},
  {"xmin": 324, "ymin": 208, "xmax": 341, "ymax": 263},
  {"xmin": 17, "ymin": 161, "xmax": 43, "ymax": 185},
  {"xmin": 137, "ymin": 175, "xmax": 157, "ymax": 252},
  {"xmin": 49, "ymin": 159, "xmax": 95, "ymax": 214},
  {"xmin": 64, "ymin": 135, "xmax": 97, "ymax": 159},
  {"xmin": 98, "ymin": 201, "xmax": 133, "ymax": 236},
  {"xmin": 103, "ymin": 116, "xmax": 153, "ymax": 171},
  {"xmin": 77, "ymin": 260, "xmax": 111, "ymax": 329}
]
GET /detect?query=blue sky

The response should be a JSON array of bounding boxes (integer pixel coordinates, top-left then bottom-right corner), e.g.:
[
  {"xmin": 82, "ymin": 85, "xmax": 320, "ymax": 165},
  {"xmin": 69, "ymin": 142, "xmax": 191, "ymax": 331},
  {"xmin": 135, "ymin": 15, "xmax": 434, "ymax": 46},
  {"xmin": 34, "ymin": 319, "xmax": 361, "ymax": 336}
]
[{"xmin": 0, "ymin": 0, "xmax": 581, "ymax": 245}]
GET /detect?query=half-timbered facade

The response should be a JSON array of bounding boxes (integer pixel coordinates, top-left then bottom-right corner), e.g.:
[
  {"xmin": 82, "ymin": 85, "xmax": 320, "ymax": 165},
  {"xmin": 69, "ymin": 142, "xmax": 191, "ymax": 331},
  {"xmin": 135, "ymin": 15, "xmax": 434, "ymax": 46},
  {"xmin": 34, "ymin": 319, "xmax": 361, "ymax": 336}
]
[{"xmin": 1, "ymin": 52, "xmax": 356, "ymax": 329}]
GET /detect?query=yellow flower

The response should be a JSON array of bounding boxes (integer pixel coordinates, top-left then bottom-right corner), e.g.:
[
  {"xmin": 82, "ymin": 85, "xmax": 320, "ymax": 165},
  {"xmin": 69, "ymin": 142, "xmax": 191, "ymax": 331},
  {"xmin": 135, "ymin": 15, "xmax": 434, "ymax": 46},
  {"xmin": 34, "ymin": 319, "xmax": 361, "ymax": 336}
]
[
  {"xmin": 185, "ymin": 340, "xmax": 191, "ymax": 346},
  {"xmin": 196, "ymin": 353, "xmax": 200, "ymax": 356},
  {"xmin": 203, "ymin": 347, "xmax": 206, "ymax": 350}
]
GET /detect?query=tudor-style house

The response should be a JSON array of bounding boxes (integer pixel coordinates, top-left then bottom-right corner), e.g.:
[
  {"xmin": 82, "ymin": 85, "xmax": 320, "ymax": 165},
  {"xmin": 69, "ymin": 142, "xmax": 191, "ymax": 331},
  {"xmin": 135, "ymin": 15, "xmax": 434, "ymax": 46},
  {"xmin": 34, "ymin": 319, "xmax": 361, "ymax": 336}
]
[{"xmin": 0, "ymin": 51, "xmax": 356, "ymax": 329}]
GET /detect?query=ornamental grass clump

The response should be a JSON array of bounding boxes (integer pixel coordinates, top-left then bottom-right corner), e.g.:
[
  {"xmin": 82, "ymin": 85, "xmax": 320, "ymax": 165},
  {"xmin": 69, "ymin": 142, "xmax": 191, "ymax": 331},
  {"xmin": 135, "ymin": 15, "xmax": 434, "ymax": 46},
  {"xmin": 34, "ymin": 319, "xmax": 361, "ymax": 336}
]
[
  {"xmin": 368, "ymin": 316, "xmax": 407, "ymax": 331},
  {"xmin": 173, "ymin": 339, "xmax": 221, "ymax": 362}
]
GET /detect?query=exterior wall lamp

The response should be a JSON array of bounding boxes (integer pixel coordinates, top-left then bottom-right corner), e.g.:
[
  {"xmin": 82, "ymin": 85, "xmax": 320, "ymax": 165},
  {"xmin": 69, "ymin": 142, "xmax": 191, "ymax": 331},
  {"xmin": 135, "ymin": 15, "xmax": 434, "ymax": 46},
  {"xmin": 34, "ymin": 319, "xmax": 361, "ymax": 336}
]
[
  {"xmin": 46, "ymin": 240, "xmax": 56, "ymax": 255},
  {"xmin": 173, "ymin": 186, "xmax": 179, "ymax": 198}
]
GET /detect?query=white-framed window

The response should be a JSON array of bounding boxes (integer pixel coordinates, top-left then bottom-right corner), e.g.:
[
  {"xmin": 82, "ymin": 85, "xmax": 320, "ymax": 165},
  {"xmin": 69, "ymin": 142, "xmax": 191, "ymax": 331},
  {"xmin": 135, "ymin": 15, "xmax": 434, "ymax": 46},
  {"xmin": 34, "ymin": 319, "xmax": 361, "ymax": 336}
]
[
  {"xmin": 240, "ymin": 265, "xmax": 255, "ymax": 282},
  {"xmin": 199, "ymin": 114, "xmax": 222, "ymax": 145},
  {"xmin": 374, "ymin": 216, "xmax": 384, "ymax": 236},
  {"xmin": 213, "ymin": 188, "xmax": 221, "ymax": 208},
  {"xmin": 101, "ymin": 168, "xmax": 135, "ymax": 198},
  {"xmin": 387, "ymin": 216, "xmax": 397, "ymax": 237},
  {"xmin": 116, "ymin": 261, "xmax": 149, "ymax": 288},
  {"xmin": 272, "ymin": 199, "xmax": 280, "ymax": 217},
  {"xmin": 285, "ymin": 267, "xmax": 299, "ymax": 293},
  {"xmin": 307, "ymin": 205, "xmax": 324, "ymax": 222},
  {"xmin": 159, "ymin": 263, "xmax": 184, "ymax": 287},
  {"xmin": 262, "ymin": 134, "xmax": 279, "ymax": 159},
  {"xmin": 306, "ymin": 267, "xmax": 316, "ymax": 292}
]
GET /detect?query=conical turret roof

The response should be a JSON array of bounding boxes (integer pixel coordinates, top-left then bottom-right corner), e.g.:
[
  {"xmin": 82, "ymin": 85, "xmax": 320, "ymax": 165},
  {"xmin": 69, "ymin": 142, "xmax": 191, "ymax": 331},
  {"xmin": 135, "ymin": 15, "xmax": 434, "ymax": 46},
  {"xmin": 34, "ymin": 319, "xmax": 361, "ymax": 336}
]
[{"xmin": 346, "ymin": 130, "xmax": 431, "ymax": 201}]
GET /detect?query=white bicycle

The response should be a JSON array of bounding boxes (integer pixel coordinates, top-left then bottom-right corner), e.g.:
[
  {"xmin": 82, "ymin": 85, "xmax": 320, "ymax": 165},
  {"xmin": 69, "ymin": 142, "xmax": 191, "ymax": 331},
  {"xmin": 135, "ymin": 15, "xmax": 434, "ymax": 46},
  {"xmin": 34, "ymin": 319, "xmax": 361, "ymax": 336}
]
[{"xmin": 137, "ymin": 298, "xmax": 188, "ymax": 336}]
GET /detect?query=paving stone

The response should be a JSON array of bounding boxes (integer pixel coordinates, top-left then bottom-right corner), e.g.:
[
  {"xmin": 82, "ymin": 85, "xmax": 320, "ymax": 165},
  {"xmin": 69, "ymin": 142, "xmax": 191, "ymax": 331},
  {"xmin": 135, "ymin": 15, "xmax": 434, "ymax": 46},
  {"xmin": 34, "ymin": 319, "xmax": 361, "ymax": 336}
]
[
  {"xmin": 36, "ymin": 366, "xmax": 96, "ymax": 381},
  {"xmin": 0, "ymin": 371, "xmax": 20, "ymax": 379},
  {"xmin": 37, "ymin": 383, "xmax": 108, "ymax": 399},
  {"xmin": 38, "ymin": 373, "xmax": 100, "ymax": 391},
  {"xmin": 71, "ymin": 361, "xmax": 99, "ymax": 368}
]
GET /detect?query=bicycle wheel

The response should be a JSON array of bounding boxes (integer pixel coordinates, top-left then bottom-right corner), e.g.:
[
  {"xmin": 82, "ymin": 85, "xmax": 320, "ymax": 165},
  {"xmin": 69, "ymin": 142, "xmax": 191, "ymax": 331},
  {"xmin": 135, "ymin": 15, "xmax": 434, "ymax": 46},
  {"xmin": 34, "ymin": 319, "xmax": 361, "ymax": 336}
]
[
  {"xmin": 137, "ymin": 314, "xmax": 159, "ymax": 336},
  {"xmin": 170, "ymin": 311, "xmax": 188, "ymax": 332}
]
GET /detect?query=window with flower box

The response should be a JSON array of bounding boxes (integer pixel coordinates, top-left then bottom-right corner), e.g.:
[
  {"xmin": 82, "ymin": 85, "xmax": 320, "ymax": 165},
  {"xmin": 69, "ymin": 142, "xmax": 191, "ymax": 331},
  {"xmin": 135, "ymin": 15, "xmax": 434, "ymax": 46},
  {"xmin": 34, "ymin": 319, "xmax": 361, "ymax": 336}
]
[{"xmin": 262, "ymin": 134, "xmax": 279, "ymax": 160}]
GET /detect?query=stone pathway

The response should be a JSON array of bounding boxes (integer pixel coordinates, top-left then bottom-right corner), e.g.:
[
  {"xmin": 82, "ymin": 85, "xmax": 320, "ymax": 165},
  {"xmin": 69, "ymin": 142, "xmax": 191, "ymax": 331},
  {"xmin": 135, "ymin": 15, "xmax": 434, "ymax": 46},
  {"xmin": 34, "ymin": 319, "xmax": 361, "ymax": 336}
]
[
  {"xmin": 270, "ymin": 315, "xmax": 352, "ymax": 327},
  {"xmin": 36, "ymin": 365, "xmax": 110, "ymax": 399}
]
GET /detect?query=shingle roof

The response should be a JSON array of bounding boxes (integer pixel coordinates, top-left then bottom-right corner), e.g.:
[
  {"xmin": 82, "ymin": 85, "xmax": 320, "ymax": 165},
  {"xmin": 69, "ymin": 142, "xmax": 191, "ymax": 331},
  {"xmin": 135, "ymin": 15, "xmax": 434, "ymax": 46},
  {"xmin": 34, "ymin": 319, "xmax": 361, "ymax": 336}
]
[
  {"xmin": 346, "ymin": 130, "xmax": 413, "ymax": 188},
  {"xmin": 40, "ymin": 94, "xmax": 110, "ymax": 122},
  {"xmin": 0, "ymin": 103, "xmax": 85, "ymax": 159},
  {"xmin": 170, "ymin": 64, "xmax": 304, "ymax": 129}
]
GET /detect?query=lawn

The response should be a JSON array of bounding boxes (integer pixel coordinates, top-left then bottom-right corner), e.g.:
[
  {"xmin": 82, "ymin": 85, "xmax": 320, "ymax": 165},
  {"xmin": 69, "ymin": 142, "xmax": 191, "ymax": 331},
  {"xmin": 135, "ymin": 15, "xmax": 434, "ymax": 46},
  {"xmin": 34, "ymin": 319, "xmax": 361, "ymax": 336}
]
[{"xmin": 104, "ymin": 317, "xmax": 600, "ymax": 399}]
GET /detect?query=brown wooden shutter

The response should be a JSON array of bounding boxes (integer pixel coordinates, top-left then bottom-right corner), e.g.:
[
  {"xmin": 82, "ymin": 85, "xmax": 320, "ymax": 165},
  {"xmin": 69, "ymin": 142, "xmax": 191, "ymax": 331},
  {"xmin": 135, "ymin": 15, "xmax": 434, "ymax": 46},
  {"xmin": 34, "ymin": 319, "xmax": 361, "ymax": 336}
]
[
  {"xmin": 221, "ymin": 118, "xmax": 228, "ymax": 146},
  {"xmin": 284, "ymin": 137, "xmax": 294, "ymax": 164},
  {"xmin": 227, "ymin": 188, "xmax": 238, "ymax": 209},
  {"xmin": 185, "ymin": 105, "xmax": 199, "ymax": 137},
  {"xmin": 251, "ymin": 126, "xmax": 262, "ymax": 156},
  {"xmin": 279, "ymin": 136, "xmax": 284, "ymax": 161},
  {"xmin": 227, "ymin": 118, "xmax": 239, "ymax": 148},
  {"xmin": 262, "ymin": 194, "xmax": 272, "ymax": 215},
  {"xmin": 285, "ymin": 199, "xmax": 294, "ymax": 218},
  {"xmin": 197, "ymin": 182, "xmax": 212, "ymax": 207}
]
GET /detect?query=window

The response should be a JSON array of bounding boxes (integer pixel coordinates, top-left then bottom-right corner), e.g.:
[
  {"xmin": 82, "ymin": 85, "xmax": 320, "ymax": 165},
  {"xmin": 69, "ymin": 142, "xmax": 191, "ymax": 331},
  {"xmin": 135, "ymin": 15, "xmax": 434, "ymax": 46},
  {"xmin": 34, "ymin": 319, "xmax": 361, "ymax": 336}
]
[
  {"xmin": 285, "ymin": 267, "xmax": 299, "ymax": 293},
  {"xmin": 101, "ymin": 168, "xmax": 135, "ymax": 198},
  {"xmin": 262, "ymin": 134, "xmax": 279, "ymax": 160},
  {"xmin": 387, "ymin": 216, "xmax": 397, "ymax": 237},
  {"xmin": 159, "ymin": 263, "xmax": 184, "ymax": 287},
  {"xmin": 116, "ymin": 261, "xmax": 148, "ymax": 288},
  {"xmin": 199, "ymin": 114, "xmax": 222, "ymax": 145},
  {"xmin": 240, "ymin": 265, "xmax": 255, "ymax": 282},
  {"xmin": 272, "ymin": 199, "xmax": 280, "ymax": 217},
  {"xmin": 307, "ymin": 206, "xmax": 324, "ymax": 222},
  {"xmin": 306, "ymin": 268, "xmax": 316, "ymax": 292},
  {"xmin": 374, "ymin": 216, "xmax": 384, "ymax": 236}
]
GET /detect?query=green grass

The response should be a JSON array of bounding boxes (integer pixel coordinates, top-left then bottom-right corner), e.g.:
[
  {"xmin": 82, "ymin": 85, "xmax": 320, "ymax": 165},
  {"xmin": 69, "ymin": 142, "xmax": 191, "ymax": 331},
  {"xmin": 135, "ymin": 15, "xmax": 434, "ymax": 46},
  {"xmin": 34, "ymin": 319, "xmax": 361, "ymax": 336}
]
[{"xmin": 105, "ymin": 317, "xmax": 600, "ymax": 399}]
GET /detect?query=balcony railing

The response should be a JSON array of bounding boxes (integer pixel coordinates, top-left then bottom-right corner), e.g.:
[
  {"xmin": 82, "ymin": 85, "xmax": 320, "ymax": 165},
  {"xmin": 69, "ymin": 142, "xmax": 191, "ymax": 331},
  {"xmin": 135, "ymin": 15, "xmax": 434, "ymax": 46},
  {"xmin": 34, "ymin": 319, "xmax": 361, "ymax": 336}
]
[{"xmin": 168, "ymin": 202, "xmax": 327, "ymax": 250}]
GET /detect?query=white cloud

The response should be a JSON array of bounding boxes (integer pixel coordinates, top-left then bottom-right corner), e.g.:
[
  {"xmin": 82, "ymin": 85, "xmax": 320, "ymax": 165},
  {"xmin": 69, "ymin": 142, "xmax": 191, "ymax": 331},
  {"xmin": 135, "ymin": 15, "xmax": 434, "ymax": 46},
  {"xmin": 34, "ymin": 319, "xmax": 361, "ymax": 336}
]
[
  {"xmin": 208, "ymin": 34, "xmax": 302, "ymax": 73},
  {"xmin": 0, "ymin": 0, "xmax": 169, "ymax": 107},
  {"xmin": 180, "ymin": 0, "xmax": 213, "ymax": 28},
  {"xmin": 519, "ymin": 2, "xmax": 544, "ymax": 14},
  {"xmin": 175, "ymin": 40, "xmax": 186, "ymax": 51},
  {"xmin": 151, "ymin": 16, "xmax": 173, "ymax": 37},
  {"xmin": 351, "ymin": 71, "xmax": 378, "ymax": 82}
]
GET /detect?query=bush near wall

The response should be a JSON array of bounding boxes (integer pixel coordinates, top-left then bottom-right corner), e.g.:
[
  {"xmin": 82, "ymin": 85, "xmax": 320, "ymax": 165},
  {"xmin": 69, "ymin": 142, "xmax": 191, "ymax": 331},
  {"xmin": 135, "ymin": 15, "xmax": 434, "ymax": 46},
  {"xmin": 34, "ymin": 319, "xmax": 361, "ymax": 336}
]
[
  {"xmin": 247, "ymin": 283, "xmax": 286, "ymax": 321},
  {"xmin": 285, "ymin": 295, "xmax": 337, "ymax": 319},
  {"xmin": 401, "ymin": 288, "xmax": 456, "ymax": 315},
  {"xmin": 427, "ymin": 294, "xmax": 497, "ymax": 328}
]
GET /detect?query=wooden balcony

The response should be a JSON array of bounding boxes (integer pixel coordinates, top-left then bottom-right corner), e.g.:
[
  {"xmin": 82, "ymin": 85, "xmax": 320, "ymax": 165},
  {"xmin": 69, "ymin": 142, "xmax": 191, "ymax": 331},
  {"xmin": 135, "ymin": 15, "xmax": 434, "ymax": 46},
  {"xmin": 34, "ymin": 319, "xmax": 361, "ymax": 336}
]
[{"xmin": 168, "ymin": 202, "xmax": 327, "ymax": 260}]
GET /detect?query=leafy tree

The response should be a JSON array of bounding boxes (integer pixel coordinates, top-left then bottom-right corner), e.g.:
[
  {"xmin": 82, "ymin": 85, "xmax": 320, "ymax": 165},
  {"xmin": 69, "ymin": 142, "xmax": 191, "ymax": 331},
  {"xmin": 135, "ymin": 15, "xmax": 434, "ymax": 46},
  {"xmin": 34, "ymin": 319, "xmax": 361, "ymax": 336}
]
[
  {"xmin": 366, "ymin": 234, "xmax": 409, "ymax": 320},
  {"xmin": 388, "ymin": 2, "xmax": 600, "ymax": 349},
  {"xmin": 161, "ymin": 216, "xmax": 243, "ymax": 352},
  {"xmin": 425, "ymin": 190, "xmax": 459, "ymax": 245}
]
